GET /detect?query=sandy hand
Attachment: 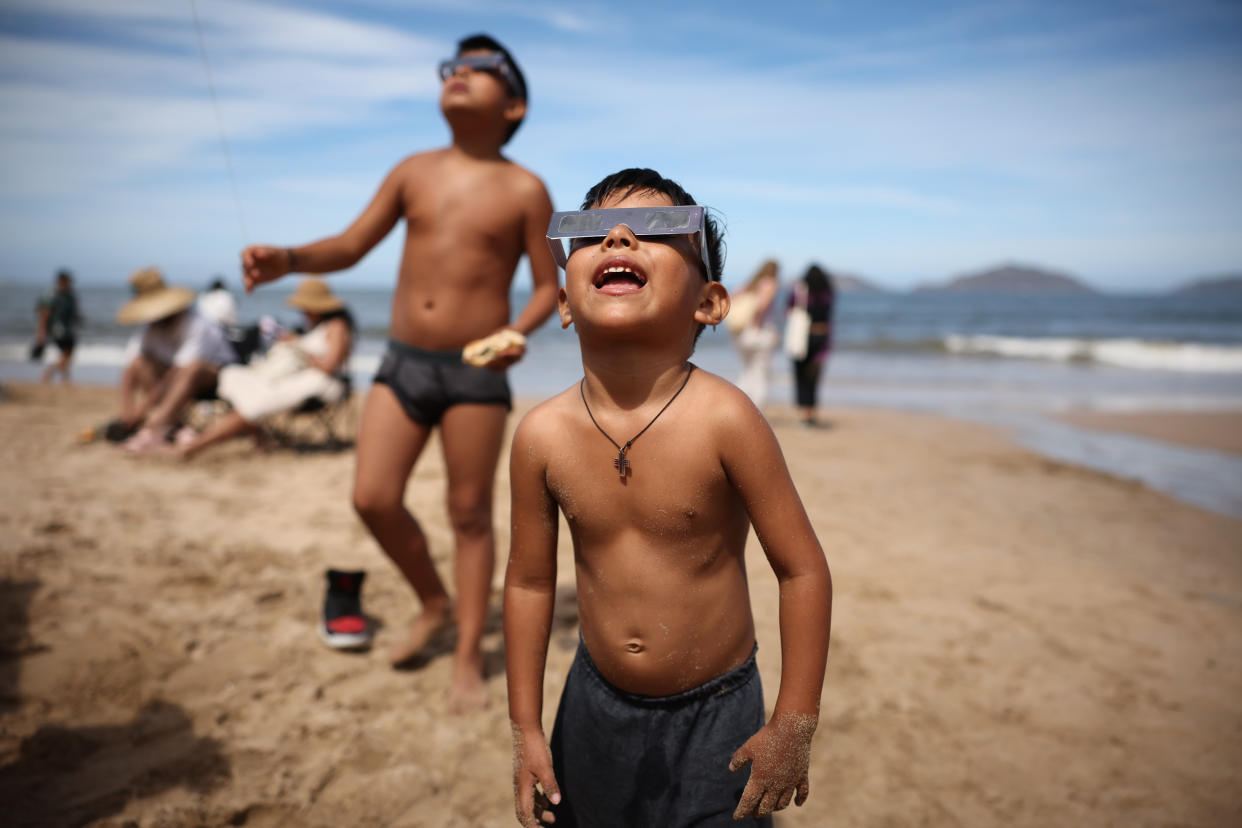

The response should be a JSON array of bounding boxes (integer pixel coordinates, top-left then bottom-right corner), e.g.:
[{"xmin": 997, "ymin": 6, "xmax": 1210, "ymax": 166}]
[
  {"xmin": 463, "ymin": 328, "xmax": 527, "ymax": 370},
  {"xmin": 511, "ymin": 722, "xmax": 561, "ymax": 827},
  {"xmin": 729, "ymin": 712, "xmax": 817, "ymax": 820},
  {"xmin": 240, "ymin": 245, "xmax": 293, "ymax": 293}
]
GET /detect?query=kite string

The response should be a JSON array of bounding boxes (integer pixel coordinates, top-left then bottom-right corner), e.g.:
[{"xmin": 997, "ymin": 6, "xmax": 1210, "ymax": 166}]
[{"xmin": 189, "ymin": 0, "xmax": 248, "ymax": 244}]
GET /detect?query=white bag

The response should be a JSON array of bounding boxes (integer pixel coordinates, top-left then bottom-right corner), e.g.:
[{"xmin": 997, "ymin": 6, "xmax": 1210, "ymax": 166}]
[
  {"xmin": 784, "ymin": 309, "xmax": 810, "ymax": 359},
  {"xmin": 784, "ymin": 284, "xmax": 811, "ymax": 359}
]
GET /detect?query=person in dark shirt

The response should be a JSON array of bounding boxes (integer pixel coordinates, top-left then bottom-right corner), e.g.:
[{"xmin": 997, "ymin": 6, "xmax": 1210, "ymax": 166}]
[
  {"xmin": 33, "ymin": 269, "xmax": 83, "ymax": 384},
  {"xmin": 787, "ymin": 265, "xmax": 836, "ymax": 427}
]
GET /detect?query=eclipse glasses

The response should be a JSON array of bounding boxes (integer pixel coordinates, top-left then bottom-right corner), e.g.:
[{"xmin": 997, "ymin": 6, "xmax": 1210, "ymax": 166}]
[
  {"xmin": 546, "ymin": 206, "xmax": 709, "ymax": 276},
  {"xmin": 438, "ymin": 53, "xmax": 526, "ymax": 100}
]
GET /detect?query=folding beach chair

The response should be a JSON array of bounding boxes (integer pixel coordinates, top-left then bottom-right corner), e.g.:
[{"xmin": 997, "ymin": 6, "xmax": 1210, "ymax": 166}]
[{"xmin": 264, "ymin": 375, "xmax": 357, "ymax": 451}]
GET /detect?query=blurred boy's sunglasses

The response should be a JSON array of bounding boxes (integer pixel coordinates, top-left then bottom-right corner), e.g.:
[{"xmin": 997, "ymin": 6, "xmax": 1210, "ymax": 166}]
[
  {"xmin": 546, "ymin": 206, "xmax": 709, "ymax": 276},
  {"xmin": 438, "ymin": 54, "xmax": 525, "ymax": 100}
]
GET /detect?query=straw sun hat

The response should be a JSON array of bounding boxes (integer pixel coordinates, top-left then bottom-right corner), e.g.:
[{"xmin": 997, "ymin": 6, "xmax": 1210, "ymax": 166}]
[
  {"xmin": 285, "ymin": 279, "xmax": 345, "ymax": 314},
  {"xmin": 115, "ymin": 267, "xmax": 196, "ymax": 325}
]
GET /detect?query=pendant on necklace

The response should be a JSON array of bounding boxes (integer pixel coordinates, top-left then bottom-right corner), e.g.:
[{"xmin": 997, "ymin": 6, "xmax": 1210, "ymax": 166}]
[
  {"xmin": 613, "ymin": 442, "xmax": 631, "ymax": 480},
  {"xmin": 579, "ymin": 365, "xmax": 695, "ymax": 485}
]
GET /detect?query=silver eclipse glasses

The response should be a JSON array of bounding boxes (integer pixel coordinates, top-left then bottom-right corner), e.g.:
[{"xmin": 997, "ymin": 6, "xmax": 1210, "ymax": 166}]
[
  {"xmin": 545, "ymin": 206, "xmax": 709, "ymax": 275},
  {"xmin": 438, "ymin": 53, "xmax": 525, "ymax": 100}
]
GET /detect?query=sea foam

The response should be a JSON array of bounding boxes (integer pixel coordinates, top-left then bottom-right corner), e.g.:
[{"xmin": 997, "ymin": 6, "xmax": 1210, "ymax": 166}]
[{"xmin": 944, "ymin": 335, "xmax": 1242, "ymax": 373}]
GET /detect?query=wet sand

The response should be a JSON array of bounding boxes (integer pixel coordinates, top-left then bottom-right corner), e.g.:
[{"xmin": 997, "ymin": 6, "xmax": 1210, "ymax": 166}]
[
  {"xmin": 1055, "ymin": 408, "xmax": 1242, "ymax": 456},
  {"xmin": 1, "ymin": 383, "xmax": 1240, "ymax": 826}
]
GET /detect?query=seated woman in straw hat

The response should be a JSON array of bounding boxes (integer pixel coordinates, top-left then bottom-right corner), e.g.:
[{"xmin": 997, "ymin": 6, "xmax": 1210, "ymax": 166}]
[
  {"xmin": 116, "ymin": 267, "xmax": 237, "ymax": 452},
  {"xmin": 174, "ymin": 279, "xmax": 354, "ymax": 459}
]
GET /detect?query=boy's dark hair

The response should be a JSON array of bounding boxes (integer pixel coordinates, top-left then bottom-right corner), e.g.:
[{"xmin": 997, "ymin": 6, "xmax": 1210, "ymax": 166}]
[
  {"xmin": 457, "ymin": 33, "xmax": 527, "ymax": 144},
  {"xmin": 579, "ymin": 168, "xmax": 725, "ymax": 284}
]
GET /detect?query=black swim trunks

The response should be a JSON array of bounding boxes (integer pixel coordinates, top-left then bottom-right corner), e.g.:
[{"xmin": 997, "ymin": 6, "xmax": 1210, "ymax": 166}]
[
  {"xmin": 373, "ymin": 339, "xmax": 511, "ymax": 425},
  {"xmin": 549, "ymin": 640, "xmax": 772, "ymax": 828}
]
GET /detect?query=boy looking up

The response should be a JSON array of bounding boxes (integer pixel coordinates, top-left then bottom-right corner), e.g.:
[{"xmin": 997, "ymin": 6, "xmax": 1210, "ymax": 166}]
[
  {"xmin": 505, "ymin": 169, "xmax": 832, "ymax": 826},
  {"xmin": 242, "ymin": 34, "xmax": 559, "ymax": 711}
]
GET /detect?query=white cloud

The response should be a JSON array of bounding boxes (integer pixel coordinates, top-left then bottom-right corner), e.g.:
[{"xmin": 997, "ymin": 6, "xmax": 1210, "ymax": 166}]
[{"xmin": 1, "ymin": 0, "xmax": 1239, "ymax": 287}]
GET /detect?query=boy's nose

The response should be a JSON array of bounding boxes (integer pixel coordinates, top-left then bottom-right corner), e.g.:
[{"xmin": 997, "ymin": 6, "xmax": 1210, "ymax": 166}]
[{"xmin": 602, "ymin": 223, "xmax": 638, "ymax": 252}]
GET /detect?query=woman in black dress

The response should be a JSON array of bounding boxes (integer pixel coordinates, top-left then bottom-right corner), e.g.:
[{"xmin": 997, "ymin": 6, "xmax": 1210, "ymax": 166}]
[{"xmin": 787, "ymin": 264, "xmax": 835, "ymax": 426}]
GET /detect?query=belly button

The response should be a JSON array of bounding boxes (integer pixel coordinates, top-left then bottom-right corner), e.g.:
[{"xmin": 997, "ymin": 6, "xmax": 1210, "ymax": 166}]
[
  {"xmin": 625, "ymin": 640, "xmax": 645, "ymax": 654},
  {"xmin": 423, "ymin": 300, "xmax": 434, "ymax": 310}
]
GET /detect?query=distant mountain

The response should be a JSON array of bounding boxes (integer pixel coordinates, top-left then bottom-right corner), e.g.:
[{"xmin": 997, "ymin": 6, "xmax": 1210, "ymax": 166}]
[
  {"xmin": 916, "ymin": 263, "xmax": 1094, "ymax": 293},
  {"xmin": 831, "ymin": 272, "xmax": 887, "ymax": 293},
  {"xmin": 1172, "ymin": 274, "xmax": 1242, "ymax": 294}
]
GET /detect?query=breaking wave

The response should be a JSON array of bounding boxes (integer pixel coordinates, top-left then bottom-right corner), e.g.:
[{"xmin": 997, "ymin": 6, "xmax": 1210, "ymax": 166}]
[{"xmin": 944, "ymin": 335, "xmax": 1242, "ymax": 373}]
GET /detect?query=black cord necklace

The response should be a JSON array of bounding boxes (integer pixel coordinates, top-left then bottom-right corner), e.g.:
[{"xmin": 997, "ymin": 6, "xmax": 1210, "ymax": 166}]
[{"xmin": 580, "ymin": 364, "xmax": 696, "ymax": 482}]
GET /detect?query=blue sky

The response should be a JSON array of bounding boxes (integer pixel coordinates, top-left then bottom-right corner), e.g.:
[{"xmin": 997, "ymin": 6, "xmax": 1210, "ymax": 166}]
[{"xmin": 1, "ymin": 0, "xmax": 1240, "ymax": 292}]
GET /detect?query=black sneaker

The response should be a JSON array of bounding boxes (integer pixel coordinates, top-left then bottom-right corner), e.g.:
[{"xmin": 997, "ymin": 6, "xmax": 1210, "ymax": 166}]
[{"xmin": 320, "ymin": 569, "xmax": 372, "ymax": 650}]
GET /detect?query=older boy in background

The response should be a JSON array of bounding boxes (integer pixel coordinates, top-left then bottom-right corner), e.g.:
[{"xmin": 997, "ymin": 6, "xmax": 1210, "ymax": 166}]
[{"xmin": 242, "ymin": 34, "xmax": 558, "ymax": 711}]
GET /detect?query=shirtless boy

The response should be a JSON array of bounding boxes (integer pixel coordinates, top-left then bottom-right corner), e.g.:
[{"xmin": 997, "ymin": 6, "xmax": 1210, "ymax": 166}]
[
  {"xmin": 505, "ymin": 168, "xmax": 832, "ymax": 826},
  {"xmin": 242, "ymin": 34, "xmax": 558, "ymax": 710}
]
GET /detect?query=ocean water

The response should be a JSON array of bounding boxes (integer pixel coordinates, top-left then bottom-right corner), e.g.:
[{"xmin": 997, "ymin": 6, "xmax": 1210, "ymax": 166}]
[{"xmin": 3, "ymin": 281, "xmax": 1241, "ymax": 517}]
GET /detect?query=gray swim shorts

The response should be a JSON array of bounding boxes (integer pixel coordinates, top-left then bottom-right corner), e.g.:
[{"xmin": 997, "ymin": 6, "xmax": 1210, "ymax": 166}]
[
  {"xmin": 549, "ymin": 639, "xmax": 772, "ymax": 828},
  {"xmin": 373, "ymin": 339, "xmax": 511, "ymax": 426}
]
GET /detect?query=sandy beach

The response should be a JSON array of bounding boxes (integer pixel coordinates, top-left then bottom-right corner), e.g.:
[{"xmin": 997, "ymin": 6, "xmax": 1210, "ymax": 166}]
[
  {"xmin": 1055, "ymin": 409, "xmax": 1242, "ymax": 456},
  {"xmin": 2, "ymin": 382, "xmax": 1240, "ymax": 827}
]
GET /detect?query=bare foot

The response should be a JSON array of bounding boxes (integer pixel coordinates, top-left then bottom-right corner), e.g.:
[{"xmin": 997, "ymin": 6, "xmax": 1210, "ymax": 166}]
[
  {"xmin": 448, "ymin": 651, "xmax": 489, "ymax": 714},
  {"xmin": 388, "ymin": 601, "xmax": 453, "ymax": 666}
]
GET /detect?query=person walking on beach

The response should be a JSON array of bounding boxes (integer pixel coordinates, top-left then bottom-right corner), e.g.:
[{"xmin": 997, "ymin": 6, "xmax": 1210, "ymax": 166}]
[
  {"xmin": 506, "ymin": 168, "xmax": 832, "ymax": 826},
  {"xmin": 728, "ymin": 259, "xmax": 781, "ymax": 407},
  {"xmin": 241, "ymin": 34, "xmax": 558, "ymax": 711},
  {"xmin": 786, "ymin": 264, "xmax": 836, "ymax": 427},
  {"xmin": 32, "ymin": 269, "xmax": 83, "ymax": 384}
]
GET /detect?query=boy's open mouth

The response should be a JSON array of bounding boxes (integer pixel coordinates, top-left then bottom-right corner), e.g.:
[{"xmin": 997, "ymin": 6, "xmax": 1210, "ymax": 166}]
[{"xmin": 593, "ymin": 262, "xmax": 647, "ymax": 296}]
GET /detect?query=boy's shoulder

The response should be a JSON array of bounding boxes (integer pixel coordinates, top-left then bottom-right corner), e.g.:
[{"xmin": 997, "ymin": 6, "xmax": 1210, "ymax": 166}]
[
  {"xmin": 685, "ymin": 367, "xmax": 769, "ymax": 437},
  {"xmin": 495, "ymin": 154, "xmax": 552, "ymax": 198},
  {"xmin": 514, "ymin": 385, "xmax": 580, "ymax": 444},
  {"xmin": 690, "ymin": 364, "xmax": 761, "ymax": 410},
  {"xmin": 388, "ymin": 148, "xmax": 444, "ymax": 174}
]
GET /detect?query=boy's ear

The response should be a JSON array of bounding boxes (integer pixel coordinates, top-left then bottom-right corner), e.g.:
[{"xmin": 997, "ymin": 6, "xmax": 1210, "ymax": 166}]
[
  {"xmin": 504, "ymin": 98, "xmax": 527, "ymax": 126},
  {"xmin": 693, "ymin": 282, "xmax": 730, "ymax": 328},
  {"xmin": 557, "ymin": 286, "xmax": 574, "ymax": 329}
]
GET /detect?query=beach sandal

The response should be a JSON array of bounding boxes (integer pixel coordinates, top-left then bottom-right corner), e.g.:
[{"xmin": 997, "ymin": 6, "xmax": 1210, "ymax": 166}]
[
  {"xmin": 121, "ymin": 426, "xmax": 167, "ymax": 455},
  {"xmin": 319, "ymin": 569, "xmax": 372, "ymax": 651}
]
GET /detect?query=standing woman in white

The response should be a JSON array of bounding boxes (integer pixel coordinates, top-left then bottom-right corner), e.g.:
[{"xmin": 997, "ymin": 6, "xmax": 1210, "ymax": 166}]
[{"xmin": 729, "ymin": 259, "xmax": 781, "ymax": 408}]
